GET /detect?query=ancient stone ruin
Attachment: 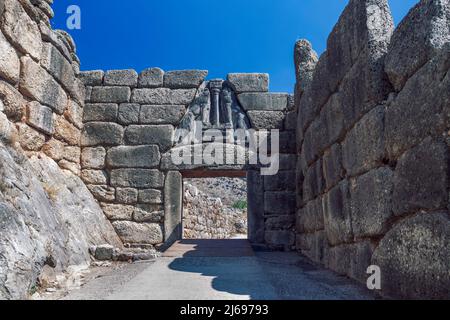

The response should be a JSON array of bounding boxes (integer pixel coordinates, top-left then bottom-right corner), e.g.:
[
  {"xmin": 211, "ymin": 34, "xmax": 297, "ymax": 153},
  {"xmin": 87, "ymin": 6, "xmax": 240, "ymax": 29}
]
[{"xmin": 0, "ymin": 0, "xmax": 449, "ymax": 299}]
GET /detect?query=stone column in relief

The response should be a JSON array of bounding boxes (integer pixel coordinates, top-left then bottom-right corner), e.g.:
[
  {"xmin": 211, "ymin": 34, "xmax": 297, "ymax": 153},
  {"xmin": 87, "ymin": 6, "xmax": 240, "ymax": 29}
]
[{"xmin": 209, "ymin": 80, "xmax": 222, "ymax": 128}]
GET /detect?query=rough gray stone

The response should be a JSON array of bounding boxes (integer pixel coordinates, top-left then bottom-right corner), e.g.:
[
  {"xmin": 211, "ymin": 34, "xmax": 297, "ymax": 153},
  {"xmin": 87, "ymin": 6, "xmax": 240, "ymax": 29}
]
[
  {"xmin": 297, "ymin": 231, "xmax": 328, "ymax": 265},
  {"xmin": 247, "ymin": 111, "xmax": 285, "ymax": 130},
  {"xmin": 322, "ymin": 180, "xmax": 353, "ymax": 246},
  {"xmin": 297, "ymin": 196, "xmax": 324, "ymax": 233},
  {"xmin": 124, "ymin": 125, "xmax": 174, "ymax": 152},
  {"xmin": 284, "ymin": 111, "xmax": 297, "ymax": 131},
  {"xmin": 0, "ymin": 80, "xmax": 26, "ymax": 121},
  {"xmin": 83, "ymin": 103, "xmax": 118, "ymax": 122},
  {"xmin": 17, "ymin": 123, "xmax": 45, "ymax": 151},
  {"xmin": 139, "ymin": 105, "xmax": 186, "ymax": 125},
  {"xmin": 350, "ymin": 167, "xmax": 393, "ymax": 238},
  {"xmin": 81, "ymin": 147, "xmax": 106, "ymax": 169},
  {"xmin": 116, "ymin": 188, "xmax": 138, "ymax": 204},
  {"xmin": 164, "ymin": 171, "xmax": 182, "ymax": 244},
  {"xmin": 138, "ymin": 189, "xmax": 163, "ymax": 204},
  {"xmin": 66, "ymin": 100, "xmax": 83, "ymax": 129},
  {"xmin": 227, "ymin": 73, "xmax": 269, "ymax": 93},
  {"xmin": 26, "ymin": 101, "xmax": 54, "ymax": 135},
  {"xmin": 112, "ymin": 221, "xmax": 163, "ymax": 245},
  {"xmin": 79, "ymin": 70, "xmax": 104, "ymax": 86},
  {"xmin": 164, "ymin": 70, "xmax": 208, "ymax": 89},
  {"xmin": 264, "ymin": 191, "xmax": 296, "ymax": 215},
  {"xmin": 265, "ymin": 215, "xmax": 295, "ymax": 231},
  {"xmin": 264, "ymin": 230, "xmax": 295, "ymax": 249},
  {"xmin": 131, "ymin": 88, "xmax": 196, "ymax": 105},
  {"xmin": 1, "ymin": 0, "xmax": 42, "ymax": 60},
  {"xmin": 303, "ymin": 159, "xmax": 325, "ymax": 203},
  {"xmin": 384, "ymin": 0, "xmax": 450, "ymax": 91},
  {"xmin": 138, "ymin": 68, "xmax": 164, "ymax": 88},
  {"xmin": 106, "ymin": 145, "xmax": 161, "ymax": 169},
  {"xmin": 372, "ymin": 211, "xmax": 450, "ymax": 299},
  {"xmin": 294, "ymin": 39, "xmax": 319, "ymax": 94},
  {"xmin": 342, "ymin": 106, "xmax": 385, "ymax": 177},
  {"xmin": 101, "ymin": 203, "xmax": 134, "ymax": 221},
  {"xmin": 133, "ymin": 206, "xmax": 164, "ymax": 223},
  {"xmin": 104, "ymin": 69, "xmax": 138, "ymax": 87},
  {"xmin": 81, "ymin": 170, "xmax": 107, "ymax": 185},
  {"xmin": 322, "ymin": 143, "xmax": 344, "ymax": 189},
  {"xmin": 40, "ymin": 42, "xmax": 83, "ymax": 103},
  {"xmin": 392, "ymin": 138, "xmax": 449, "ymax": 215},
  {"xmin": 88, "ymin": 185, "xmax": 115, "ymax": 202},
  {"xmin": 19, "ymin": 56, "xmax": 68, "ymax": 114},
  {"xmin": 110, "ymin": 169, "xmax": 164, "ymax": 188},
  {"xmin": 385, "ymin": 48, "xmax": 448, "ymax": 159},
  {"xmin": 81, "ymin": 122, "xmax": 124, "ymax": 147},
  {"xmin": 237, "ymin": 93, "xmax": 288, "ymax": 111},
  {"xmin": 118, "ymin": 103, "xmax": 140, "ymax": 125},
  {"xmin": 264, "ymin": 171, "xmax": 296, "ymax": 191},
  {"xmin": 0, "ymin": 29, "xmax": 20, "ymax": 84},
  {"xmin": 247, "ymin": 171, "xmax": 265, "ymax": 244},
  {"xmin": 94, "ymin": 245, "xmax": 114, "ymax": 261},
  {"xmin": 90, "ymin": 86, "xmax": 131, "ymax": 103}
]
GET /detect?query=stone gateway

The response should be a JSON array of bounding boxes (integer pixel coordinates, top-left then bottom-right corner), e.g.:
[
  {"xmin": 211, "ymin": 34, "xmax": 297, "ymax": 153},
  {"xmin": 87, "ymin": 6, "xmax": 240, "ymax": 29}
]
[{"xmin": 0, "ymin": 0, "xmax": 448, "ymax": 300}]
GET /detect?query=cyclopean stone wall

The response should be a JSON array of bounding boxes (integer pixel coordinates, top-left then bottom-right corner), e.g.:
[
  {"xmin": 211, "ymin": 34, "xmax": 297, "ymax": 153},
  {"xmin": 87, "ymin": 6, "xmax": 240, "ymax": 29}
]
[
  {"xmin": 295, "ymin": 0, "xmax": 450, "ymax": 299},
  {"xmin": 79, "ymin": 69, "xmax": 297, "ymax": 249},
  {"xmin": 0, "ymin": 0, "xmax": 122, "ymax": 299}
]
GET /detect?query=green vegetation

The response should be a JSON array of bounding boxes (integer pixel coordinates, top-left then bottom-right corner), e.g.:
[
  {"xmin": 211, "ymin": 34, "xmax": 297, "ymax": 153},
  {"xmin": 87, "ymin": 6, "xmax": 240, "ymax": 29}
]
[{"xmin": 232, "ymin": 200, "xmax": 247, "ymax": 210}]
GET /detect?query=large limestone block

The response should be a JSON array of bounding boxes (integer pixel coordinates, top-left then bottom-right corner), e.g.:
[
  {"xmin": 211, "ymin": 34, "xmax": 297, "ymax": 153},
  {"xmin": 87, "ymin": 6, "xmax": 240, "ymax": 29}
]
[
  {"xmin": 247, "ymin": 111, "xmax": 285, "ymax": 130},
  {"xmin": 112, "ymin": 221, "xmax": 163, "ymax": 245},
  {"xmin": 163, "ymin": 70, "xmax": 208, "ymax": 89},
  {"xmin": 83, "ymin": 103, "xmax": 118, "ymax": 122},
  {"xmin": 264, "ymin": 171, "xmax": 296, "ymax": 191},
  {"xmin": 294, "ymin": 39, "xmax": 319, "ymax": 95},
  {"xmin": 118, "ymin": 103, "xmax": 140, "ymax": 125},
  {"xmin": 0, "ymin": 80, "xmax": 26, "ymax": 121},
  {"xmin": 131, "ymin": 88, "xmax": 196, "ymax": 105},
  {"xmin": 139, "ymin": 105, "xmax": 186, "ymax": 125},
  {"xmin": 392, "ymin": 138, "xmax": 449, "ymax": 215},
  {"xmin": 322, "ymin": 180, "xmax": 353, "ymax": 246},
  {"xmin": 264, "ymin": 191, "xmax": 296, "ymax": 215},
  {"xmin": 19, "ymin": 56, "xmax": 68, "ymax": 114},
  {"xmin": 106, "ymin": 145, "xmax": 161, "ymax": 169},
  {"xmin": 81, "ymin": 122, "xmax": 124, "ymax": 147},
  {"xmin": 110, "ymin": 169, "xmax": 164, "ymax": 188},
  {"xmin": 322, "ymin": 143, "xmax": 344, "ymax": 189},
  {"xmin": 138, "ymin": 189, "xmax": 163, "ymax": 204},
  {"xmin": 296, "ymin": 196, "xmax": 325, "ymax": 233},
  {"xmin": 138, "ymin": 67, "xmax": 164, "ymax": 88},
  {"xmin": 40, "ymin": 42, "xmax": 83, "ymax": 103},
  {"xmin": 164, "ymin": 171, "xmax": 182, "ymax": 244},
  {"xmin": 101, "ymin": 203, "xmax": 134, "ymax": 221},
  {"xmin": 90, "ymin": 86, "xmax": 131, "ymax": 103},
  {"xmin": 0, "ymin": 29, "xmax": 20, "ymax": 84},
  {"xmin": 385, "ymin": 47, "xmax": 448, "ymax": 159},
  {"xmin": 54, "ymin": 116, "xmax": 80, "ymax": 146},
  {"xmin": 342, "ymin": 105, "xmax": 385, "ymax": 177},
  {"xmin": 26, "ymin": 101, "xmax": 54, "ymax": 135},
  {"xmin": 372, "ymin": 211, "xmax": 450, "ymax": 299},
  {"xmin": 302, "ymin": 159, "xmax": 325, "ymax": 203},
  {"xmin": 104, "ymin": 69, "xmax": 138, "ymax": 87},
  {"xmin": 79, "ymin": 70, "xmax": 104, "ymax": 86},
  {"xmin": 385, "ymin": 0, "xmax": 450, "ymax": 91},
  {"xmin": 124, "ymin": 125, "xmax": 174, "ymax": 152},
  {"xmin": 1, "ymin": 0, "xmax": 42, "ymax": 60},
  {"xmin": 264, "ymin": 230, "xmax": 295, "ymax": 249},
  {"xmin": 350, "ymin": 167, "xmax": 393, "ymax": 238},
  {"xmin": 227, "ymin": 73, "xmax": 269, "ymax": 93},
  {"xmin": 81, "ymin": 147, "xmax": 106, "ymax": 169},
  {"xmin": 237, "ymin": 93, "xmax": 288, "ymax": 111}
]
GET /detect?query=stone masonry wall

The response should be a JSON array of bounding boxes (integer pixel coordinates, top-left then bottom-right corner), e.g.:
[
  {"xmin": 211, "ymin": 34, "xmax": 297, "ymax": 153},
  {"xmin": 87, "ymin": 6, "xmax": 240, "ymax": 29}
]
[
  {"xmin": 79, "ymin": 69, "xmax": 297, "ymax": 248},
  {"xmin": 0, "ymin": 0, "xmax": 84, "ymax": 175},
  {"xmin": 295, "ymin": 0, "xmax": 450, "ymax": 299}
]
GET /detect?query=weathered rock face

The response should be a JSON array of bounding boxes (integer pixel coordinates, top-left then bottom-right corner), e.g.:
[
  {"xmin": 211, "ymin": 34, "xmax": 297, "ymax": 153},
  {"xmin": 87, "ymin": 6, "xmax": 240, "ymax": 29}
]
[
  {"xmin": 295, "ymin": 0, "xmax": 450, "ymax": 299},
  {"xmin": 0, "ymin": 141, "xmax": 121, "ymax": 300}
]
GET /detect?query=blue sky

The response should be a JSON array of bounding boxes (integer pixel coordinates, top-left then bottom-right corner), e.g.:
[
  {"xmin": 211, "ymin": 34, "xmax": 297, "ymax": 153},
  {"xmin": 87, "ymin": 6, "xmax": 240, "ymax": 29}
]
[{"xmin": 51, "ymin": 0, "xmax": 419, "ymax": 93}]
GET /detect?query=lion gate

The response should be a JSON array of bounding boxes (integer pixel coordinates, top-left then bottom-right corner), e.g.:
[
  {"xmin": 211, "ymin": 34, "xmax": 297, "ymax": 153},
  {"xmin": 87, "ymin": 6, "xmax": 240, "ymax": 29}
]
[{"xmin": 79, "ymin": 69, "xmax": 297, "ymax": 250}]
